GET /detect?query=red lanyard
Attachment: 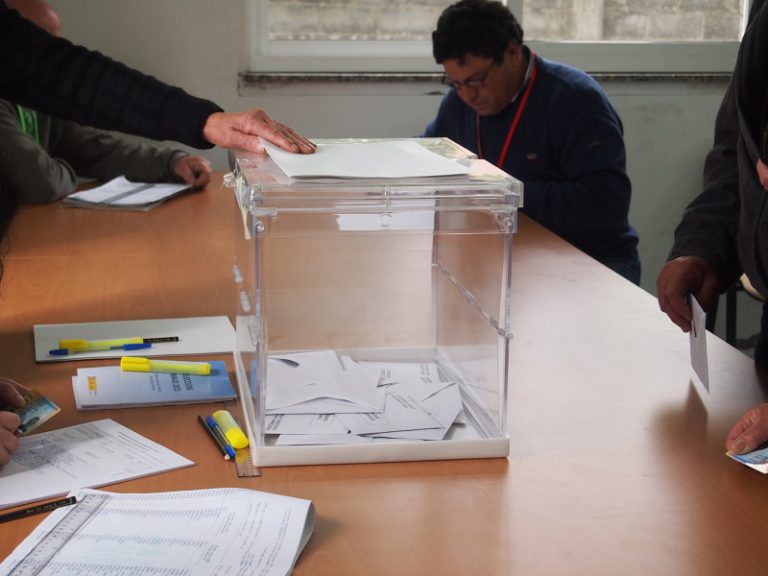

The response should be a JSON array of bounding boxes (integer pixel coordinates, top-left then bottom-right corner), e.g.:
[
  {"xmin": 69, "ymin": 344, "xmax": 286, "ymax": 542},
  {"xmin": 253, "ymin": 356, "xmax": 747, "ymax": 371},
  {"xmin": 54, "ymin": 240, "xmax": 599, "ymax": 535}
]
[{"xmin": 476, "ymin": 54, "xmax": 538, "ymax": 168}]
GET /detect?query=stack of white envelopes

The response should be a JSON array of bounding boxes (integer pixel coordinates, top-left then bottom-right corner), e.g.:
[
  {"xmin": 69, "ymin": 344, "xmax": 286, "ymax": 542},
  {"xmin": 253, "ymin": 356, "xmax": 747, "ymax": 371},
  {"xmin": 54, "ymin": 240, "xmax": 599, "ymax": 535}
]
[{"xmin": 265, "ymin": 350, "xmax": 464, "ymax": 445}]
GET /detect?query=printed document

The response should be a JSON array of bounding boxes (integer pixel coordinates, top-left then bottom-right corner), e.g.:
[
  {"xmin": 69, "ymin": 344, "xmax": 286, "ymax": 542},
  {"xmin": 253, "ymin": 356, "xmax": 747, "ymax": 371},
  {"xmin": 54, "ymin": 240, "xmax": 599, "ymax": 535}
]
[
  {"xmin": 0, "ymin": 419, "xmax": 193, "ymax": 509},
  {"xmin": 63, "ymin": 176, "xmax": 189, "ymax": 210},
  {"xmin": 72, "ymin": 361, "xmax": 236, "ymax": 409},
  {"xmin": 0, "ymin": 487, "xmax": 315, "ymax": 576}
]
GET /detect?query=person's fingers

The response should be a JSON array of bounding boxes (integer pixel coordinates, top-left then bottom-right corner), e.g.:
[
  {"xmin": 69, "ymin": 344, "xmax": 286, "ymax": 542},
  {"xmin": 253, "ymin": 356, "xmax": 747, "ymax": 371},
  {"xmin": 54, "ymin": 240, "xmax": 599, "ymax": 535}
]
[
  {"xmin": 756, "ymin": 159, "xmax": 768, "ymax": 191},
  {"xmin": 0, "ymin": 412, "xmax": 20, "ymax": 432},
  {"xmin": 0, "ymin": 378, "xmax": 26, "ymax": 409},
  {"xmin": 726, "ymin": 405, "xmax": 768, "ymax": 454},
  {"xmin": 280, "ymin": 125, "xmax": 316, "ymax": 153},
  {"xmin": 657, "ymin": 268, "xmax": 693, "ymax": 331},
  {"xmin": 203, "ymin": 110, "xmax": 314, "ymax": 154},
  {"xmin": 193, "ymin": 169, "xmax": 211, "ymax": 188},
  {"xmin": 187, "ymin": 158, "xmax": 212, "ymax": 188},
  {"xmin": 0, "ymin": 412, "xmax": 21, "ymax": 466},
  {"xmin": 0, "ymin": 423, "xmax": 19, "ymax": 466}
]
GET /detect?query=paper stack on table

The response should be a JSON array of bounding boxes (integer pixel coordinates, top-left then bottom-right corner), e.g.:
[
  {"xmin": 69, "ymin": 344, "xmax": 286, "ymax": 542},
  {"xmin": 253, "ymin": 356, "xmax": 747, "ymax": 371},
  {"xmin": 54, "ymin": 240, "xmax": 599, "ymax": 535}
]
[
  {"xmin": 72, "ymin": 361, "xmax": 236, "ymax": 410},
  {"xmin": 1, "ymin": 487, "xmax": 314, "ymax": 576},
  {"xmin": 63, "ymin": 176, "xmax": 190, "ymax": 211},
  {"xmin": 0, "ymin": 419, "xmax": 193, "ymax": 510},
  {"xmin": 264, "ymin": 350, "xmax": 464, "ymax": 445}
]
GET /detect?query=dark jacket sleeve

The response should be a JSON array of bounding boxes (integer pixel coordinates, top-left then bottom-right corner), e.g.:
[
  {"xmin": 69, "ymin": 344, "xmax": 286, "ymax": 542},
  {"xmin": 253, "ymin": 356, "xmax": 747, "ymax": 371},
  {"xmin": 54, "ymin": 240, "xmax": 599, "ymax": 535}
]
[
  {"xmin": 0, "ymin": 100, "xmax": 79, "ymax": 202},
  {"xmin": 665, "ymin": 0, "xmax": 768, "ymax": 286},
  {"xmin": 667, "ymin": 79, "xmax": 742, "ymax": 287},
  {"xmin": 0, "ymin": 1, "xmax": 222, "ymax": 149},
  {"xmin": 50, "ymin": 120, "xmax": 187, "ymax": 186}
]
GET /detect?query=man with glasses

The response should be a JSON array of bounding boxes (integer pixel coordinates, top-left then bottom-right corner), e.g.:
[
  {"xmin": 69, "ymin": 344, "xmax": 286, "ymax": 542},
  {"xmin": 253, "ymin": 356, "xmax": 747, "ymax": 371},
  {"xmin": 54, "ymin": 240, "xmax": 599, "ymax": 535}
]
[{"xmin": 422, "ymin": 0, "xmax": 640, "ymax": 284}]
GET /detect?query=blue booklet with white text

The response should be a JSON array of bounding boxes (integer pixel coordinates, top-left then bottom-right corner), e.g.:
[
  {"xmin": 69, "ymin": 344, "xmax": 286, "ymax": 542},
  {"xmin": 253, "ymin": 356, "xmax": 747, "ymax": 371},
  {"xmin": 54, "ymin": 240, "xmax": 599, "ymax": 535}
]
[{"xmin": 72, "ymin": 361, "xmax": 236, "ymax": 409}]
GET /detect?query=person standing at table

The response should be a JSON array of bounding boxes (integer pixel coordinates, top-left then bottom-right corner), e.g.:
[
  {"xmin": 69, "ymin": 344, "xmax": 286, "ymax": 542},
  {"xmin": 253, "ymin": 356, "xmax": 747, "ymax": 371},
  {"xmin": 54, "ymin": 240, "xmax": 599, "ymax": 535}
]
[
  {"xmin": 655, "ymin": 0, "xmax": 768, "ymax": 454},
  {"xmin": 421, "ymin": 0, "xmax": 640, "ymax": 284},
  {"xmin": 0, "ymin": 0, "xmax": 315, "ymax": 155},
  {"xmin": 0, "ymin": 0, "xmax": 213, "ymax": 203},
  {"xmin": 0, "ymin": 0, "xmax": 315, "ymax": 229},
  {"xmin": 0, "ymin": 0, "xmax": 314, "ymax": 463}
]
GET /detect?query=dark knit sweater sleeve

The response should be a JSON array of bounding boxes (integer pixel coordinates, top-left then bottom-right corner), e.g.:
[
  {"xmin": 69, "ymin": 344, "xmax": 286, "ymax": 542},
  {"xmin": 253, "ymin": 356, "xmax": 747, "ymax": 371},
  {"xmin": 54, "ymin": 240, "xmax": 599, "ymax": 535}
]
[{"xmin": 0, "ymin": 2, "xmax": 222, "ymax": 149}]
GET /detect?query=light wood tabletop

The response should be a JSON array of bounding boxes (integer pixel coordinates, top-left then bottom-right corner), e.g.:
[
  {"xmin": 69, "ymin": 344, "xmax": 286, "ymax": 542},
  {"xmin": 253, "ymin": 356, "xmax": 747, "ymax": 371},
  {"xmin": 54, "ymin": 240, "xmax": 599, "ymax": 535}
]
[{"xmin": 1, "ymin": 172, "xmax": 767, "ymax": 575}]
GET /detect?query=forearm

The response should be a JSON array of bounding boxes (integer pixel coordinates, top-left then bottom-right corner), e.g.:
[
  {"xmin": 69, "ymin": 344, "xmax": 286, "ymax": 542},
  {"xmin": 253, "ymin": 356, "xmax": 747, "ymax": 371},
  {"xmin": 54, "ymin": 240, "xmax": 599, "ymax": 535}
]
[
  {"xmin": 56, "ymin": 121, "xmax": 185, "ymax": 183},
  {"xmin": 0, "ymin": 4, "xmax": 222, "ymax": 148},
  {"xmin": 668, "ymin": 79, "xmax": 741, "ymax": 286}
]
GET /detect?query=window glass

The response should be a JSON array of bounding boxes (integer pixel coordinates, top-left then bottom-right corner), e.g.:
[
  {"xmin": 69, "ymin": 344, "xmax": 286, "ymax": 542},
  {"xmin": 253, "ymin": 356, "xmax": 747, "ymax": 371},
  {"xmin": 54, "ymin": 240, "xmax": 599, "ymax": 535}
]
[
  {"xmin": 268, "ymin": 0, "xmax": 455, "ymax": 42},
  {"xmin": 266, "ymin": 0, "xmax": 746, "ymax": 43},
  {"xmin": 252, "ymin": 0, "xmax": 744, "ymax": 74},
  {"xmin": 524, "ymin": 0, "xmax": 745, "ymax": 42}
]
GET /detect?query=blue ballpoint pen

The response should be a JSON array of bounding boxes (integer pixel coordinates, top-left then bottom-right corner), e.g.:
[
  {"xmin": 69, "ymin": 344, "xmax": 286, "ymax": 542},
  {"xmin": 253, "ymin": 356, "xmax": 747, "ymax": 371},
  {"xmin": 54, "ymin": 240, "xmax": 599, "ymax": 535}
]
[
  {"xmin": 206, "ymin": 415, "xmax": 237, "ymax": 460},
  {"xmin": 48, "ymin": 342, "xmax": 152, "ymax": 356}
]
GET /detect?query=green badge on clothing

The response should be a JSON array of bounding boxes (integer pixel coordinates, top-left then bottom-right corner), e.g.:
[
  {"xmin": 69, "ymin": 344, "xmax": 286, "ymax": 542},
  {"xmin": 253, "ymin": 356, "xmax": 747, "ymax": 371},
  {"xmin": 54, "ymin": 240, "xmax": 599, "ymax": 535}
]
[{"xmin": 16, "ymin": 105, "xmax": 40, "ymax": 144}]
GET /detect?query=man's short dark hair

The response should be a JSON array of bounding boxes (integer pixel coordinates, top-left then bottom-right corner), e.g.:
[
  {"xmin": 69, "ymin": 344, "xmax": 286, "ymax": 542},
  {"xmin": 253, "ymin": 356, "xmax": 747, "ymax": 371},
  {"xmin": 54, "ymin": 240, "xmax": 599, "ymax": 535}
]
[{"xmin": 432, "ymin": 0, "xmax": 524, "ymax": 65}]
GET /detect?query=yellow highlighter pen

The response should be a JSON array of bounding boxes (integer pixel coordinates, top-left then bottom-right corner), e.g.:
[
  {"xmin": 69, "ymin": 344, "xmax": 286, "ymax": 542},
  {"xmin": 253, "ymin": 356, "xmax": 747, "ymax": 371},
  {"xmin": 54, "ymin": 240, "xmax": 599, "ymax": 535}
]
[
  {"xmin": 212, "ymin": 410, "xmax": 249, "ymax": 449},
  {"xmin": 120, "ymin": 357, "xmax": 211, "ymax": 375}
]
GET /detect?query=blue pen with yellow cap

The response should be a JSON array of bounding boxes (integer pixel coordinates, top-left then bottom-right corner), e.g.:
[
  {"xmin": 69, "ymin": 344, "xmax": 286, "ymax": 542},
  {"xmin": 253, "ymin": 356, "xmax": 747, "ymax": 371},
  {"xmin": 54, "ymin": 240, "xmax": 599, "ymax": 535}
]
[{"xmin": 49, "ymin": 336, "xmax": 178, "ymax": 356}]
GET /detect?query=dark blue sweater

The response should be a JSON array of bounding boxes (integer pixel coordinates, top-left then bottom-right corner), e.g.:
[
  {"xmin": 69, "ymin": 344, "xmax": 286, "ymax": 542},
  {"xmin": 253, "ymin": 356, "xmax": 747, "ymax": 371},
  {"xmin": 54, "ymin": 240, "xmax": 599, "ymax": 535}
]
[{"xmin": 423, "ymin": 51, "xmax": 639, "ymax": 263}]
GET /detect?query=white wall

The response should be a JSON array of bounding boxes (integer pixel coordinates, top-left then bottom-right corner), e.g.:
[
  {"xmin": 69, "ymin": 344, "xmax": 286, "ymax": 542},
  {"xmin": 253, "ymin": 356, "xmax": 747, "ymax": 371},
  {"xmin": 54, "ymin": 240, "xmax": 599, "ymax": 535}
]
[{"xmin": 47, "ymin": 0, "xmax": 761, "ymax": 342}]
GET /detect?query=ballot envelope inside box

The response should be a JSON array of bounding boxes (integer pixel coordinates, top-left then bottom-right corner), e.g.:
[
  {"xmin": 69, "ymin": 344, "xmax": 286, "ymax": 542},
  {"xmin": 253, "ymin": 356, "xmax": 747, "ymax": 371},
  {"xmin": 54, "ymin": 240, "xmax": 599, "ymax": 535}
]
[{"xmin": 230, "ymin": 138, "xmax": 522, "ymax": 467}]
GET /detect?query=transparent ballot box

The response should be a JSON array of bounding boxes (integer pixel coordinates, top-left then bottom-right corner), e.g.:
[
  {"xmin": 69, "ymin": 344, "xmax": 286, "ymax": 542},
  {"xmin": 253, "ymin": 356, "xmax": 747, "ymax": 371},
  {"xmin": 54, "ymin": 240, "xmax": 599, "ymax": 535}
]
[{"xmin": 231, "ymin": 139, "xmax": 522, "ymax": 466}]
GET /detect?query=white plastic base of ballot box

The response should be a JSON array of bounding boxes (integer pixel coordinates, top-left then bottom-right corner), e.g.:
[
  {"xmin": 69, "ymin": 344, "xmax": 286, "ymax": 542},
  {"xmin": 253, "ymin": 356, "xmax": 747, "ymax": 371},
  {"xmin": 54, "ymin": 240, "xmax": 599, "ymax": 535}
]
[
  {"xmin": 247, "ymin": 438, "xmax": 510, "ymax": 468},
  {"xmin": 233, "ymin": 347, "xmax": 510, "ymax": 467}
]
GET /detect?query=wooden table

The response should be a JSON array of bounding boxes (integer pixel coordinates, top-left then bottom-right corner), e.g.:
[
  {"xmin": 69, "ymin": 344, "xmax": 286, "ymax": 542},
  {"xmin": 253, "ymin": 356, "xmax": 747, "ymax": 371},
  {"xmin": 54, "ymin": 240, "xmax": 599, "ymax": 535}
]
[{"xmin": 1, "ymin": 172, "xmax": 767, "ymax": 575}]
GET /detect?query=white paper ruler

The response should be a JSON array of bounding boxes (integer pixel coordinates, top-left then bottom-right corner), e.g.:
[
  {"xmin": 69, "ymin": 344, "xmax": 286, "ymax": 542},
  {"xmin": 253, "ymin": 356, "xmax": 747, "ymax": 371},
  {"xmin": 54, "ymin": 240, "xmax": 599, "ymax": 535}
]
[{"xmin": 8, "ymin": 493, "xmax": 110, "ymax": 576}]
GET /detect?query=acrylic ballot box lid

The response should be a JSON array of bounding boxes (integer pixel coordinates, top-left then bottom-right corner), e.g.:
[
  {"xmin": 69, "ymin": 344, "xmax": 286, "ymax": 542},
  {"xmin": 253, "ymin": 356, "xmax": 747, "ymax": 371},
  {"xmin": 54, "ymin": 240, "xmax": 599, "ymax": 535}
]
[{"xmin": 231, "ymin": 138, "xmax": 522, "ymax": 467}]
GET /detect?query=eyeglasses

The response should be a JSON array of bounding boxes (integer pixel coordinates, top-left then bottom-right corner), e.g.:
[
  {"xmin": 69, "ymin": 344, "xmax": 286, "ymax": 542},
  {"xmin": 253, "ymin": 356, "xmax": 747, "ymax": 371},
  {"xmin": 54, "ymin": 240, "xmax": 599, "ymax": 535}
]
[{"xmin": 442, "ymin": 62, "xmax": 497, "ymax": 91}]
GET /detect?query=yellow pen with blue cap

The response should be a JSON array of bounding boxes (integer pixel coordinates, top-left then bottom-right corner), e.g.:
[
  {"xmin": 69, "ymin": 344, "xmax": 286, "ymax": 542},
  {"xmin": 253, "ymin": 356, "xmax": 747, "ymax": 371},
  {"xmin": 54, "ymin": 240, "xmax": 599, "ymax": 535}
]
[{"xmin": 120, "ymin": 357, "xmax": 211, "ymax": 375}]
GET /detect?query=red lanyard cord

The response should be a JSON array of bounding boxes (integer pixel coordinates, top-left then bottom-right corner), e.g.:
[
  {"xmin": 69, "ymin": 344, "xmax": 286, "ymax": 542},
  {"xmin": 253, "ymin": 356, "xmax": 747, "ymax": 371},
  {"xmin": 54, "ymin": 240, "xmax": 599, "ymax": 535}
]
[{"xmin": 476, "ymin": 54, "xmax": 538, "ymax": 168}]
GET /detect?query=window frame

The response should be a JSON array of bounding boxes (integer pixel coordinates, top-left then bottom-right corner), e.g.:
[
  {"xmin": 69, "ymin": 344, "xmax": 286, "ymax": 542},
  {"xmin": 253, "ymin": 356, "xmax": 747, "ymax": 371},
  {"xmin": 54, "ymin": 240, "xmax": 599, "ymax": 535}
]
[{"xmin": 246, "ymin": 0, "xmax": 742, "ymax": 75}]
